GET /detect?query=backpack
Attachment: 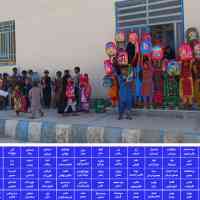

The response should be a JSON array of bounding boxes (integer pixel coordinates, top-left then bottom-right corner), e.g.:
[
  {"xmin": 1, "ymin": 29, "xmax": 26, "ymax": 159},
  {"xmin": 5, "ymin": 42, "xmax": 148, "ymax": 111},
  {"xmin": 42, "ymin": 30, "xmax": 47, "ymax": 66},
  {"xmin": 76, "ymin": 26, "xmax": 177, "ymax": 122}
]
[
  {"xmin": 194, "ymin": 41, "xmax": 200, "ymax": 60},
  {"xmin": 142, "ymin": 32, "xmax": 152, "ymax": 41},
  {"xmin": 103, "ymin": 75, "xmax": 113, "ymax": 88},
  {"xmin": 115, "ymin": 32, "xmax": 125, "ymax": 43},
  {"xmin": 104, "ymin": 59, "xmax": 113, "ymax": 75},
  {"xmin": 152, "ymin": 46, "xmax": 164, "ymax": 61},
  {"xmin": 179, "ymin": 43, "xmax": 193, "ymax": 61},
  {"xmin": 117, "ymin": 50, "xmax": 128, "ymax": 65},
  {"xmin": 129, "ymin": 32, "xmax": 139, "ymax": 44},
  {"xmin": 186, "ymin": 27, "xmax": 199, "ymax": 44},
  {"xmin": 140, "ymin": 39, "xmax": 152, "ymax": 57},
  {"xmin": 105, "ymin": 42, "xmax": 117, "ymax": 57},
  {"xmin": 167, "ymin": 60, "xmax": 181, "ymax": 76}
]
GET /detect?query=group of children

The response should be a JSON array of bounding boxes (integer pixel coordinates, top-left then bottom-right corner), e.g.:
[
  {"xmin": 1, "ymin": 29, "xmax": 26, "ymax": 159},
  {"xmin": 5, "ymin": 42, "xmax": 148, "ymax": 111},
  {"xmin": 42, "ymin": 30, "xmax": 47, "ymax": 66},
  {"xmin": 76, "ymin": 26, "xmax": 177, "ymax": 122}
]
[
  {"xmin": 104, "ymin": 29, "xmax": 200, "ymax": 120},
  {"xmin": 0, "ymin": 66, "xmax": 92, "ymax": 118}
]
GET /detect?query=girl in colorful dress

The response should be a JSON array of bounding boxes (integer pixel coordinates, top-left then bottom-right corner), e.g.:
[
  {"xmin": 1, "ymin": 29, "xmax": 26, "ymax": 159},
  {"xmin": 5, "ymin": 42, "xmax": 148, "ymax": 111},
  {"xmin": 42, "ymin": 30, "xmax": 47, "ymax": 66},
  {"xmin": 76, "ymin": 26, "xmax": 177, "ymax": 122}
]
[
  {"xmin": 12, "ymin": 85, "xmax": 23, "ymax": 116},
  {"xmin": 22, "ymin": 78, "xmax": 32, "ymax": 112},
  {"xmin": 54, "ymin": 71, "xmax": 63, "ymax": 108},
  {"xmin": 65, "ymin": 79, "xmax": 77, "ymax": 114},
  {"xmin": 80, "ymin": 74, "xmax": 92, "ymax": 112}
]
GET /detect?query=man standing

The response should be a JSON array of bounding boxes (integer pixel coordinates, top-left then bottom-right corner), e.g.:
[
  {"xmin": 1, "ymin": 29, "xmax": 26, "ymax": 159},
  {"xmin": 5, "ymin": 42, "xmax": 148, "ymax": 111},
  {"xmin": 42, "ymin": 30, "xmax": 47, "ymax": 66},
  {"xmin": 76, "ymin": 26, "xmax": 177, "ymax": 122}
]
[{"xmin": 74, "ymin": 66, "xmax": 81, "ymax": 112}]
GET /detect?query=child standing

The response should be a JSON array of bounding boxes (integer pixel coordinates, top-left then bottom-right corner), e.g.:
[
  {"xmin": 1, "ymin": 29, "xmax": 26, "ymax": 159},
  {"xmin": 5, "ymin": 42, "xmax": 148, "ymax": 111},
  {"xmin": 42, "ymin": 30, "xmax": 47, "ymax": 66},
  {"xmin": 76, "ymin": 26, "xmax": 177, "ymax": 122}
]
[
  {"xmin": 29, "ymin": 81, "xmax": 44, "ymax": 118},
  {"xmin": 12, "ymin": 85, "xmax": 23, "ymax": 116},
  {"xmin": 65, "ymin": 79, "xmax": 77, "ymax": 114},
  {"xmin": 22, "ymin": 78, "xmax": 32, "ymax": 112},
  {"xmin": 41, "ymin": 70, "xmax": 52, "ymax": 108},
  {"xmin": 80, "ymin": 74, "xmax": 92, "ymax": 112},
  {"xmin": 115, "ymin": 66, "xmax": 134, "ymax": 120},
  {"xmin": 2, "ymin": 73, "xmax": 9, "ymax": 109},
  {"xmin": 54, "ymin": 71, "xmax": 63, "ymax": 108},
  {"xmin": 74, "ymin": 66, "xmax": 81, "ymax": 111}
]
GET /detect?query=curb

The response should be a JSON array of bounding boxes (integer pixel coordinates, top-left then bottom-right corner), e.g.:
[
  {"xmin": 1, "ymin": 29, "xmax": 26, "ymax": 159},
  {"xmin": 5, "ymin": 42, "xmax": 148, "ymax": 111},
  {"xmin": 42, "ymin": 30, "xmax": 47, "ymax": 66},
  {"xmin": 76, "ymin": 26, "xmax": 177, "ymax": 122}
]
[{"xmin": 1, "ymin": 119, "xmax": 200, "ymax": 143}]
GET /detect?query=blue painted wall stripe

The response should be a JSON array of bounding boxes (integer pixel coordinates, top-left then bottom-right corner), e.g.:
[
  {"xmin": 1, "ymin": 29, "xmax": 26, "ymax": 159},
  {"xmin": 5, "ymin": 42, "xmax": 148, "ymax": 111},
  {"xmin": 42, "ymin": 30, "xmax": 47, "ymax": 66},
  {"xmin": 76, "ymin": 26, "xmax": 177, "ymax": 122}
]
[{"xmin": 16, "ymin": 120, "xmax": 29, "ymax": 142}]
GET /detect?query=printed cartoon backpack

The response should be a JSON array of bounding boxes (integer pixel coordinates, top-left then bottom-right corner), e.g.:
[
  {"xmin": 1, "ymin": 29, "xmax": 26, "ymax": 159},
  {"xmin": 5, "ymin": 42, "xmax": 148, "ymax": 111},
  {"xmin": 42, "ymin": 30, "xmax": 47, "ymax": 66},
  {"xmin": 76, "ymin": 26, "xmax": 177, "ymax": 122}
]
[
  {"xmin": 152, "ymin": 46, "xmax": 164, "ymax": 61},
  {"xmin": 140, "ymin": 39, "xmax": 152, "ymax": 57},
  {"xmin": 103, "ymin": 75, "xmax": 113, "ymax": 88},
  {"xmin": 167, "ymin": 60, "xmax": 181, "ymax": 76},
  {"xmin": 115, "ymin": 32, "xmax": 125, "ymax": 43},
  {"xmin": 104, "ymin": 59, "xmax": 113, "ymax": 75},
  {"xmin": 105, "ymin": 42, "xmax": 117, "ymax": 57},
  {"xmin": 129, "ymin": 32, "xmax": 139, "ymax": 44},
  {"xmin": 128, "ymin": 32, "xmax": 139, "ymax": 53},
  {"xmin": 117, "ymin": 50, "xmax": 128, "ymax": 65},
  {"xmin": 193, "ymin": 41, "xmax": 200, "ymax": 60},
  {"xmin": 179, "ymin": 42, "xmax": 193, "ymax": 61}
]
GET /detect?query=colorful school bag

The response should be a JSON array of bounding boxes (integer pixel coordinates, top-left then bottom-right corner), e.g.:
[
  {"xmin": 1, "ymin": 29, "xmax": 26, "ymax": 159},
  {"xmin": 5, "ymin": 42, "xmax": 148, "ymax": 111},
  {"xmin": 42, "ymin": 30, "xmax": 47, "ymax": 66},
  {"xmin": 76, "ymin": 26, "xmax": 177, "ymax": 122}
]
[
  {"xmin": 104, "ymin": 59, "xmax": 113, "ymax": 75},
  {"xmin": 105, "ymin": 42, "xmax": 117, "ymax": 57},
  {"xmin": 186, "ymin": 27, "xmax": 199, "ymax": 44},
  {"xmin": 152, "ymin": 46, "xmax": 164, "ymax": 61},
  {"xmin": 115, "ymin": 32, "xmax": 125, "ymax": 43},
  {"xmin": 140, "ymin": 39, "xmax": 152, "ymax": 57},
  {"xmin": 167, "ymin": 60, "xmax": 181, "ymax": 76},
  {"xmin": 129, "ymin": 32, "xmax": 139, "ymax": 44},
  {"xmin": 117, "ymin": 50, "xmax": 128, "ymax": 65},
  {"xmin": 194, "ymin": 41, "xmax": 200, "ymax": 60},
  {"xmin": 129, "ymin": 32, "xmax": 139, "ymax": 53},
  {"xmin": 103, "ymin": 75, "xmax": 113, "ymax": 88},
  {"xmin": 142, "ymin": 32, "xmax": 152, "ymax": 40},
  {"xmin": 179, "ymin": 43, "xmax": 193, "ymax": 61}
]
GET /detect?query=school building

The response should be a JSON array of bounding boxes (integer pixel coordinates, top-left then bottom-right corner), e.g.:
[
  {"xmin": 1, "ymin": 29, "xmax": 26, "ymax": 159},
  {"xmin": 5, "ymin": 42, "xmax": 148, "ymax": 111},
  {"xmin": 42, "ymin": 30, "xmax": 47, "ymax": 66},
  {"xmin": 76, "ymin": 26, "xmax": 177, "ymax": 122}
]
[{"xmin": 0, "ymin": 0, "xmax": 199, "ymax": 96}]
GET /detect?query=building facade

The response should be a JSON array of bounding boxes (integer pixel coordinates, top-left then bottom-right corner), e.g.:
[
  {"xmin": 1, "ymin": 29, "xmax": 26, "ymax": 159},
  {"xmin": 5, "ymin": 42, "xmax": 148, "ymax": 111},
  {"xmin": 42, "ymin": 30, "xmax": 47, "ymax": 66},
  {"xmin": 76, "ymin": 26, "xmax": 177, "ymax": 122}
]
[{"xmin": 0, "ymin": 0, "xmax": 199, "ymax": 96}]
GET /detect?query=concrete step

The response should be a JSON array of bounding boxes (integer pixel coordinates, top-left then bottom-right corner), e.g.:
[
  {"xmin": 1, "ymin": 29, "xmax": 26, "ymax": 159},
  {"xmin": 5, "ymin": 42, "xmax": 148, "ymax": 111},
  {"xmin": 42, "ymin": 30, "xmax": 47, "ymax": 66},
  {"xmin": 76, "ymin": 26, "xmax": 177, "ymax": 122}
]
[{"xmin": 0, "ymin": 136, "xmax": 20, "ymax": 143}]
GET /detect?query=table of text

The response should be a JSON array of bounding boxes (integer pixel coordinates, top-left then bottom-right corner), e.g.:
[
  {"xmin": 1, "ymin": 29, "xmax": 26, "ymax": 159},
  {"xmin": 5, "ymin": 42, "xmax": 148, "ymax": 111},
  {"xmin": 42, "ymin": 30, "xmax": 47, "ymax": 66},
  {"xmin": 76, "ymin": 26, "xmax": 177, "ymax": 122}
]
[{"xmin": 0, "ymin": 146, "xmax": 199, "ymax": 200}]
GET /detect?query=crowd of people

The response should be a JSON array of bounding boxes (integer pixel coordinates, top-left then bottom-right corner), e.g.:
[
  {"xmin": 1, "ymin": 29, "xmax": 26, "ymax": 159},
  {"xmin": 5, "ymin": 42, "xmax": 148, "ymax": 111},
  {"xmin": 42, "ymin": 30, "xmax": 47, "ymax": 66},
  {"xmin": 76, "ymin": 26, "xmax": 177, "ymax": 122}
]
[{"xmin": 0, "ymin": 66, "xmax": 92, "ymax": 118}]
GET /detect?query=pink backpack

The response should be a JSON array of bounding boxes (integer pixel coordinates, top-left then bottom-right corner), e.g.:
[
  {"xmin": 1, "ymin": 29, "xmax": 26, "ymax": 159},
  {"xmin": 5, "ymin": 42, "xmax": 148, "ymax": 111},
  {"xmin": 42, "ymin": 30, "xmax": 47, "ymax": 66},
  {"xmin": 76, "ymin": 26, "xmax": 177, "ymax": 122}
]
[
  {"xmin": 129, "ymin": 32, "xmax": 138, "ymax": 44},
  {"xmin": 193, "ymin": 41, "xmax": 200, "ymax": 60},
  {"xmin": 117, "ymin": 50, "xmax": 128, "ymax": 65},
  {"xmin": 104, "ymin": 59, "xmax": 113, "ymax": 75},
  {"xmin": 152, "ymin": 46, "xmax": 164, "ymax": 61},
  {"xmin": 105, "ymin": 42, "xmax": 117, "ymax": 57},
  {"xmin": 179, "ymin": 43, "xmax": 193, "ymax": 61},
  {"xmin": 115, "ymin": 32, "xmax": 125, "ymax": 43}
]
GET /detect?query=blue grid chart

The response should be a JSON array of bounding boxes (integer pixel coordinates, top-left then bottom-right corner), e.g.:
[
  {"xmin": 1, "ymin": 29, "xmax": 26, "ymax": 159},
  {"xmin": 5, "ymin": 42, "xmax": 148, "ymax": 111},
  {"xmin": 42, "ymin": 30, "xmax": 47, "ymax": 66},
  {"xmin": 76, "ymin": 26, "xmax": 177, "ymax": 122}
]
[{"xmin": 0, "ymin": 146, "xmax": 199, "ymax": 200}]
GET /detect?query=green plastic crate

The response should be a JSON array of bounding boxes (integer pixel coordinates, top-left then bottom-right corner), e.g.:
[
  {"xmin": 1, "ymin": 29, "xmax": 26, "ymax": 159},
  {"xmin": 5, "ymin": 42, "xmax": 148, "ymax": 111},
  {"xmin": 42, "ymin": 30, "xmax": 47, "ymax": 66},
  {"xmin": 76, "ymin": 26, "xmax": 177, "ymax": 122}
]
[{"xmin": 94, "ymin": 99, "xmax": 106, "ymax": 113}]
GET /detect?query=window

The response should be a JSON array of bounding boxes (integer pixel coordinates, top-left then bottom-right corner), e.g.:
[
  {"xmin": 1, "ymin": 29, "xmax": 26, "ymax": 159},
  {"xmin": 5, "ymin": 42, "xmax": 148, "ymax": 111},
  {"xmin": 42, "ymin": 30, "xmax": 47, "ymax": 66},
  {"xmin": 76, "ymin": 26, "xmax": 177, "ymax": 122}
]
[
  {"xmin": 115, "ymin": 0, "xmax": 184, "ymax": 51},
  {"xmin": 0, "ymin": 20, "xmax": 16, "ymax": 65}
]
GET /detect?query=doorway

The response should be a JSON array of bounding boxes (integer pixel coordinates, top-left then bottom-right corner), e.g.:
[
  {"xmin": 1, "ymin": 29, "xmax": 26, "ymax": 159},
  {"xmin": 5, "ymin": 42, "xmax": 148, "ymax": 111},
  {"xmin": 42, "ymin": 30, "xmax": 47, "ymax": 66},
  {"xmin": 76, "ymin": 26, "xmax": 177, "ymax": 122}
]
[{"xmin": 150, "ymin": 23, "xmax": 176, "ymax": 58}]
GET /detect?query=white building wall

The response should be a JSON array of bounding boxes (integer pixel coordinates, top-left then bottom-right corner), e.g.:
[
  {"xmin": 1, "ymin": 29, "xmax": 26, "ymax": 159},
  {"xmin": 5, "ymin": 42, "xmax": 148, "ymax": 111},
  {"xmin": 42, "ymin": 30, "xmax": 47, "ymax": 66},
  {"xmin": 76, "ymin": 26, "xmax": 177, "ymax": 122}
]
[
  {"xmin": 0, "ymin": 0, "xmax": 116, "ymax": 97},
  {"xmin": 0, "ymin": 0, "xmax": 199, "ymax": 97},
  {"xmin": 184, "ymin": 0, "xmax": 200, "ymax": 31}
]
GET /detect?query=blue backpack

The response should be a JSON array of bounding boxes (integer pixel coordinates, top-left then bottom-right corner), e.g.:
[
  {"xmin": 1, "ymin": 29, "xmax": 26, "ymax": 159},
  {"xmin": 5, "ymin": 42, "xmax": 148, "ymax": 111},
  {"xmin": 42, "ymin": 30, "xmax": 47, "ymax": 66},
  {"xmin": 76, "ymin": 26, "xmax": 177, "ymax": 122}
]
[
  {"xmin": 102, "ymin": 75, "xmax": 113, "ymax": 88},
  {"xmin": 140, "ymin": 39, "xmax": 152, "ymax": 56}
]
